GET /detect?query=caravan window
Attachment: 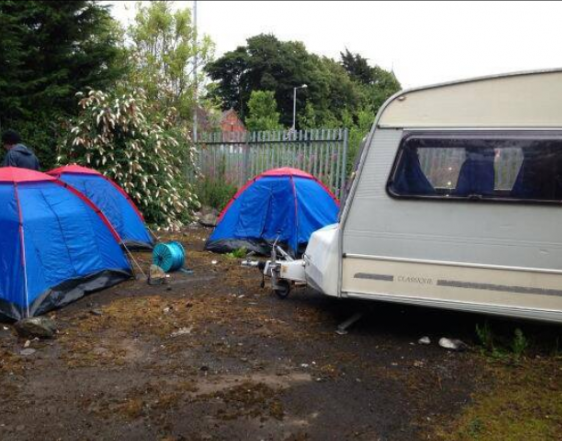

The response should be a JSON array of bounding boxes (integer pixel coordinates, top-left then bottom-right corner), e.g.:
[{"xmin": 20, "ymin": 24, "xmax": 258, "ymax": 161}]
[{"xmin": 387, "ymin": 132, "xmax": 562, "ymax": 202}]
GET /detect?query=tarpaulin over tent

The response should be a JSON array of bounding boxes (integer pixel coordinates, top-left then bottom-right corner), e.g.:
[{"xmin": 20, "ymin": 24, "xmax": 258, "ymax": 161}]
[
  {"xmin": 0, "ymin": 168, "xmax": 132, "ymax": 321},
  {"xmin": 205, "ymin": 168, "xmax": 339, "ymax": 255},
  {"xmin": 49, "ymin": 165, "xmax": 154, "ymax": 249}
]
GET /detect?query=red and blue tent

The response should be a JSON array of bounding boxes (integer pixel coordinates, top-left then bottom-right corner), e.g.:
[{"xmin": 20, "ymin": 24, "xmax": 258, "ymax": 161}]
[
  {"xmin": 49, "ymin": 165, "xmax": 154, "ymax": 249},
  {"xmin": 205, "ymin": 168, "xmax": 339, "ymax": 255},
  {"xmin": 0, "ymin": 168, "xmax": 132, "ymax": 321}
]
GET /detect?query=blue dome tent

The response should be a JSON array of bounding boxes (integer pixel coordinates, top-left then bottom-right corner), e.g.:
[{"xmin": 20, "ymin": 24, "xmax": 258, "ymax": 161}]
[
  {"xmin": 205, "ymin": 168, "xmax": 339, "ymax": 255},
  {"xmin": 0, "ymin": 168, "xmax": 132, "ymax": 321},
  {"xmin": 49, "ymin": 165, "xmax": 154, "ymax": 249}
]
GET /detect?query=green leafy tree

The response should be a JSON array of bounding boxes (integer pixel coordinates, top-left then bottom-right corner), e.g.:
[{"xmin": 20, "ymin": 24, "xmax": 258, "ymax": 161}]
[
  {"xmin": 206, "ymin": 34, "xmax": 337, "ymax": 127},
  {"xmin": 315, "ymin": 56, "xmax": 365, "ymax": 122},
  {"xmin": 57, "ymin": 90, "xmax": 198, "ymax": 229},
  {"xmin": 245, "ymin": 91, "xmax": 283, "ymax": 131},
  {"xmin": 204, "ymin": 47, "xmax": 250, "ymax": 116},
  {"xmin": 340, "ymin": 49, "xmax": 401, "ymax": 113},
  {"xmin": 206, "ymin": 35, "xmax": 398, "ymax": 130},
  {"xmin": 298, "ymin": 102, "xmax": 318, "ymax": 129},
  {"xmin": 340, "ymin": 49, "xmax": 375, "ymax": 85},
  {"xmin": 364, "ymin": 66, "xmax": 401, "ymax": 112},
  {"xmin": 0, "ymin": 1, "xmax": 127, "ymax": 168},
  {"xmin": 333, "ymin": 50, "xmax": 399, "ymax": 173},
  {"xmin": 347, "ymin": 108, "xmax": 376, "ymax": 173},
  {"xmin": 128, "ymin": 1, "xmax": 215, "ymax": 122}
]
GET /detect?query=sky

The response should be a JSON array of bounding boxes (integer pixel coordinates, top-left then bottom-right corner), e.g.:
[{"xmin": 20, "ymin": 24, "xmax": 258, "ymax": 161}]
[{"xmin": 108, "ymin": 1, "xmax": 562, "ymax": 89}]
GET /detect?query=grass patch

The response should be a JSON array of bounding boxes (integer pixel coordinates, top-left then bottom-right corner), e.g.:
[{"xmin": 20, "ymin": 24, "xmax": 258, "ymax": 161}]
[
  {"xmin": 434, "ymin": 323, "xmax": 562, "ymax": 440},
  {"xmin": 200, "ymin": 381, "xmax": 285, "ymax": 421},
  {"xmin": 436, "ymin": 358, "xmax": 562, "ymax": 441},
  {"xmin": 226, "ymin": 247, "xmax": 248, "ymax": 259}
]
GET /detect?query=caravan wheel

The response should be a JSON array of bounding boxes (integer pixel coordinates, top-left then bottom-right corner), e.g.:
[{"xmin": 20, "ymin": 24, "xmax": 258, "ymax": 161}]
[{"xmin": 274, "ymin": 280, "xmax": 291, "ymax": 299}]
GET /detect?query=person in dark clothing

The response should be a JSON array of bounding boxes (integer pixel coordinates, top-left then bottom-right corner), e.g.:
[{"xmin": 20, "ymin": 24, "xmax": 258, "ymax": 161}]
[{"xmin": 1, "ymin": 130, "xmax": 40, "ymax": 170}]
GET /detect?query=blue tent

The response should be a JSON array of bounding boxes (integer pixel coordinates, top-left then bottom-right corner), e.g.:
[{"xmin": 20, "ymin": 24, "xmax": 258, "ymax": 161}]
[
  {"xmin": 49, "ymin": 165, "xmax": 154, "ymax": 249},
  {"xmin": 206, "ymin": 168, "xmax": 339, "ymax": 255},
  {"xmin": 0, "ymin": 168, "xmax": 132, "ymax": 321}
]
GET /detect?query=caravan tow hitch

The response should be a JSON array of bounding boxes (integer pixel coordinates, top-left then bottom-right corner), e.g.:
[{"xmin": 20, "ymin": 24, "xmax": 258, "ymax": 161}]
[{"xmin": 242, "ymin": 243, "xmax": 306, "ymax": 299}]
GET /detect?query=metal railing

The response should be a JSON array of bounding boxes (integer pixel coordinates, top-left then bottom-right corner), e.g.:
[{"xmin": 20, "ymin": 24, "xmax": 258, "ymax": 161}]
[{"xmin": 193, "ymin": 129, "xmax": 349, "ymax": 200}]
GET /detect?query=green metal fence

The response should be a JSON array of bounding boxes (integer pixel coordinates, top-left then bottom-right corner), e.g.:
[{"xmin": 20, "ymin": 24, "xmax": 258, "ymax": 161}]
[{"xmin": 193, "ymin": 129, "xmax": 349, "ymax": 200}]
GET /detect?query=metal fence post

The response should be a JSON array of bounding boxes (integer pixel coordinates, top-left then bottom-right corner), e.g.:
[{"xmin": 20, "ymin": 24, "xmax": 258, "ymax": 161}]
[
  {"xmin": 340, "ymin": 128, "xmax": 349, "ymax": 204},
  {"xmin": 243, "ymin": 133, "xmax": 251, "ymax": 184}
]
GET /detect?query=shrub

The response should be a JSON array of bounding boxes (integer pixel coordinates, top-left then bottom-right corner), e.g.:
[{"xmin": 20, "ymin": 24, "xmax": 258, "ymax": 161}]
[
  {"xmin": 57, "ymin": 89, "xmax": 199, "ymax": 230},
  {"xmin": 195, "ymin": 178, "xmax": 237, "ymax": 211},
  {"xmin": 476, "ymin": 322, "xmax": 532, "ymax": 363},
  {"xmin": 476, "ymin": 322, "xmax": 495, "ymax": 352},
  {"xmin": 511, "ymin": 328, "xmax": 529, "ymax": 360}
]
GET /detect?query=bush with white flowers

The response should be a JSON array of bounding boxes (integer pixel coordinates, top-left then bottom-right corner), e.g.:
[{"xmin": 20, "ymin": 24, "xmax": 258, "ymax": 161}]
[{"xmin": 57, "ymin": 89, "xmax": 199, "ymax": 230}]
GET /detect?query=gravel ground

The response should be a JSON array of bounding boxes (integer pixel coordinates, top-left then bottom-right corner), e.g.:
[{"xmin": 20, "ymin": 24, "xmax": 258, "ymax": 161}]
[{"xmin": 0, "ymin": 226, "xmax": 559, "ymax": 441}]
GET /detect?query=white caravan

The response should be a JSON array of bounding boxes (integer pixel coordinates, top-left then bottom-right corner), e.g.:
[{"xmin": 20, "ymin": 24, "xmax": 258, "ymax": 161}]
[{"xmin": 253, "ymin": 69, "xmax": 562, "ymax": 324}]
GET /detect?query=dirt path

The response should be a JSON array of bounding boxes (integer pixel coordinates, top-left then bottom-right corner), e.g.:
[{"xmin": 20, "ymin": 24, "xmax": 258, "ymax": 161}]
[{"xmin": 0, "ymin": 227, "xmax": 560, "ymax": 440}]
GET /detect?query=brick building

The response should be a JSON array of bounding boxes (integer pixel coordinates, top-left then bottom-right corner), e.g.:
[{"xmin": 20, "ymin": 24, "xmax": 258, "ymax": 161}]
[{"xmin": 220, "ymin": 109, "xmax": 246, "ymax": 141}]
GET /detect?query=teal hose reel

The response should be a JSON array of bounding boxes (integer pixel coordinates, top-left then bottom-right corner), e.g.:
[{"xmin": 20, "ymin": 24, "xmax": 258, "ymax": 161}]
[{"xmin": 153, "ymin": 241, "xmax": 185, "ymax": 272}]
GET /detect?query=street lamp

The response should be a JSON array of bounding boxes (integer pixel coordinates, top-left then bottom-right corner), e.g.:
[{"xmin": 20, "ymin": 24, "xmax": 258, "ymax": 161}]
[{"xmin": 292, "ymin": 84, "xmax": 308, "ymax": 131}]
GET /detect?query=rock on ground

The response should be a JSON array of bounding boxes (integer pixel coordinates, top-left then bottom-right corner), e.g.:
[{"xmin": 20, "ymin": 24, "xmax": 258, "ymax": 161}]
[
  {"xmin": 14, "ymin": 317, "xmax": 57, "ymax": 339},
  {"xmin": 148, "ymin": 264, "xmax": 167, "ymax": 285},
  {"xmin": 439, "ymin": 337, "xmax": 468, "ymax": 352},
  {"xmin": 20, "ymin": 348, "xmax": 37, "ymax": 356},
  {"xmin": 197, "ymin": 206, "xmax": 219, "ymax": 227}
]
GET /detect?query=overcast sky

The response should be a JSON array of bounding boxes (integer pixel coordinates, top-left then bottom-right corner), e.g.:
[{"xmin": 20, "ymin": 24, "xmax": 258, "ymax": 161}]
[{"xmin": 108, "ymin": 1, "xmax": 562, "ymax": 89}]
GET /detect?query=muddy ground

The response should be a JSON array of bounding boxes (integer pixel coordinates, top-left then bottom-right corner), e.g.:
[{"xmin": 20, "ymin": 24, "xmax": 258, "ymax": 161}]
[{"xmin": 0, "ymin": 226, "xmax": 560, "ymax": 441}]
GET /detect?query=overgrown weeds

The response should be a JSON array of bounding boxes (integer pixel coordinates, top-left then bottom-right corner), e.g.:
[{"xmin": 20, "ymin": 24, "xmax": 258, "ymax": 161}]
[
  {"xmin": 511, "ymin": 328, "xmax": 529, "ymax": 360},
  {"xmin": 475, "ymin": 322, "xmax": 530, "ymax": 363},
  {"xmin": 226, "ymin": 248, "xmax": 248, "ymax": 259},
  {"xmin": 475, "ymin": 322, "xmax": 495, "ymax": 352},
  {"xmin": 194, "ymin": 178, "xmax": 237, "ymax": 211}
]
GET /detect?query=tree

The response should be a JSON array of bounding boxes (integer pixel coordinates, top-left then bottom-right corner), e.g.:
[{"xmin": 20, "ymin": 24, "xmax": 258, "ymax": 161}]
[
  {"xmin": 206, "ymin": 35, "xmax": 398, "ymax": 130},
  {"xmin": 128, "ymin": 1, "xmax": 215, "ymax": 122},
  {"xmin": 206, "ymin": 34, "xmax": 327, "ymax": 127},
  {"xmin": 346, "ymin": 108, "xmax": 376, "ymax": 174},
  {"xmin": 0, "ymin": 1, "xmax": 127, "ymax": 168},
  {"xmin": 203, "ymin": 47, "xmax": 250, "ymax": 116},
  {"xmin": 364, "ymin": 66, "xmax": 401, "ymax": 112},
  {"xmin": 298, "ymin": 102, "xmax": 318, "ymax": 129},
  {"xmin": 315, "ymin": 56, "xmax": 365, "ymax": 122},
  {"xmin": 340, "ymin": 49, "xmax": 374, "ymax": 86},
  {"xmin": 57, "ymin": 89, "xmax": 198, "ymax": 230},
  {"xmin": 340, "ymin": 49, "xmax": 401, "ymax": 113},
  {"xmin": 245, "ymin": 91, "xmax": 283, "ymax": 131}
]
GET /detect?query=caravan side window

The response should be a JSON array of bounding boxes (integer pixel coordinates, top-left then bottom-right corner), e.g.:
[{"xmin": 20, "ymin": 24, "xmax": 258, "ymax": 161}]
[{"xmin": 387, "ymin": 132, "xmax": 562, "ymax": 203}]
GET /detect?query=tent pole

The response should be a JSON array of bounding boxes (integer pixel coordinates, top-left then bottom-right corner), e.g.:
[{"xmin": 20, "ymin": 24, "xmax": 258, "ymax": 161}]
[
  {"xmin": 290, "ymin": 175, "xmax": 300, "ymax": 254},
  {"xmin": 122, "ymin": 242, "xmax": 147, "ymax": 279},
  {"xmin": 147, "ymin": 225, "xmax": 162, "ymax": 244},
  {"xmin": 14, "ymin": 183, "xmax": 30, "ymax": 318}
]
